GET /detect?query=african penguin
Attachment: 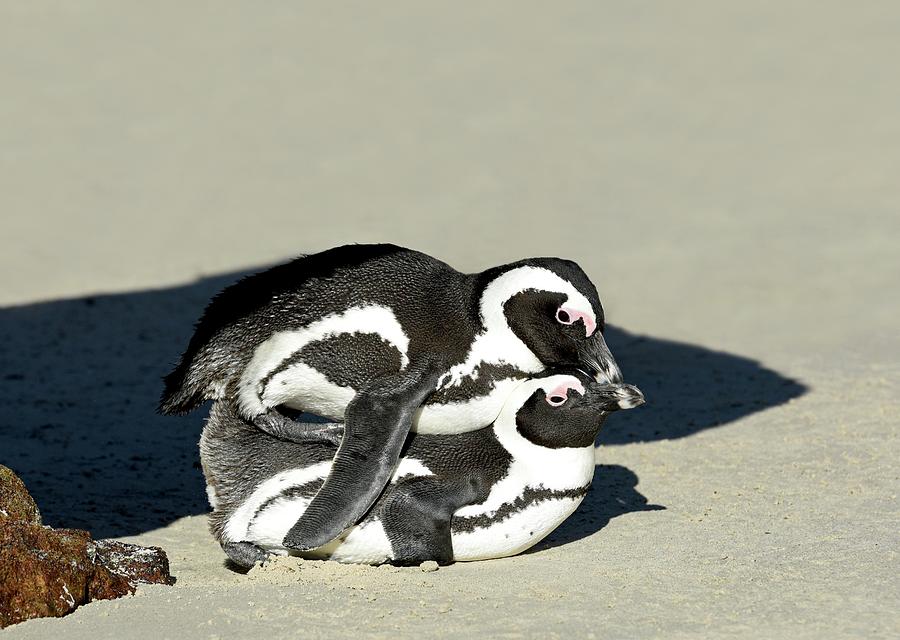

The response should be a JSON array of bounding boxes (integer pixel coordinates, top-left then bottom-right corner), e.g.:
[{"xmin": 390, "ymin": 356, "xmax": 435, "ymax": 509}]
[
  {"xmin": 161, "ymin": 244, "xmax": 624, "ymax": 551},
  {"xmin": 200, "ymin": 371, "xmax": 644, "ymax": 567}
]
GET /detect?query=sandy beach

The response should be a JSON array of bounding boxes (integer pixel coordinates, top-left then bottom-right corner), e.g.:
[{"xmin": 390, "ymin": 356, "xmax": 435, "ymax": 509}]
[{"xmin": 1, "ymin": 2, "xmax": 898, "ymax": 638}]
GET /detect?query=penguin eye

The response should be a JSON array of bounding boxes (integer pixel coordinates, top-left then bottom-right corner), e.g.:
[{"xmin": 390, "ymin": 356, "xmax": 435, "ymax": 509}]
[
  {"xmin": 544, "ymin": 378, "xmax": 585, "ymax": 406},
  {"xmin": 555, "ymin": 305, "xmax": 597, "ymax": 336}
]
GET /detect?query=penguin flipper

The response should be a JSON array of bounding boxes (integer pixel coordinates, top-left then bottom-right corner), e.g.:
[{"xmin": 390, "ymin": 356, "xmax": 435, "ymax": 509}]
[
  {"xmin": 282, "ymin": 361, "xmax": 442, "ymax": 551},
  {"xmin": 382, "ymin": 475, "xmax": 484, "ymax": 565}
]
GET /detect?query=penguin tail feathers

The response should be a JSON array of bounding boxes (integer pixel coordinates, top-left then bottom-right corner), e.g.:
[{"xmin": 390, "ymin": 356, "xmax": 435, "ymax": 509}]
[{"xmin": 158, "ymin": 363, "xmax": 206, "ymax": 415}]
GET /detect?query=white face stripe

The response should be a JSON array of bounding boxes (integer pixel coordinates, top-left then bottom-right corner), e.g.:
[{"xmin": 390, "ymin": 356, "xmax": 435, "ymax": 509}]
[
  {"xmin": 480, "ymin": 266, "xmax": 596, "ymax": 334},
  {"xmin": 438, "ymin": 267, "xmax": 596, "ymax": 390},
  {"xmin": 237, "ymin": 305, "xmax": 409, "ymax": 416}
]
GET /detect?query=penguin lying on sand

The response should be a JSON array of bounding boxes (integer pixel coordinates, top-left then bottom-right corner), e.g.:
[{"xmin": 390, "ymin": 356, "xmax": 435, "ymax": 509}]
[
  {"xmin": 160, "ymin": 244, "xmax": 623, "ymax": 552},
  {"xmin": 201, "ymin": 371, "xmax": 644, "ymax": 567}
]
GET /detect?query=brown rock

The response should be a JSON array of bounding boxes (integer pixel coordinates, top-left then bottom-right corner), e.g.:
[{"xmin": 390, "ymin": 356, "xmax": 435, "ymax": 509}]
[
  {"xmin": 0, "ymin": 464, "xmax": 41, "ymax": 524},
  {"xmin": 0, "ymin": 467, "xmax": 174, "ymax": 628},
  {"xmin": 0, "ymin": 521, "xmax": 131, "ymax": 628},
  {"xmin": 91, "ymin": 539, "xmax": 175, "ymax": 587}
]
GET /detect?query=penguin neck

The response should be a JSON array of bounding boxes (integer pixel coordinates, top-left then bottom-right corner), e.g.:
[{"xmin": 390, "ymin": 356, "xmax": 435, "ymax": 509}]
[
  {"xmin": 490, "ymin": 405, "xmax": 596, "ymax": 487},
  {"xmin": 474, "ymin": 266, "xmax": 553, "ymax": 369},
  {"xmin": 438, "ymin": 274, "xmax": 544, "ymax": 389}
]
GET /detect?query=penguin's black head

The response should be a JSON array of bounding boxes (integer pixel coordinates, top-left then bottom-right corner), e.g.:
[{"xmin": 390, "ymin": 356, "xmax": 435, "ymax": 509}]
[
  {"xmin": 477, "ymin": 258, "xmax": 623, "ymax": 383},
  {"xmin": 509, "ymin": 371, "xmax": 644, "ymax": 449}
]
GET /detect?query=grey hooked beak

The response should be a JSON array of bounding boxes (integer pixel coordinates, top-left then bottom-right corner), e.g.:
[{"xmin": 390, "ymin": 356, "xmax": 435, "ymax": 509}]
[
  {"xmin": 579, "ymin": 382, "xmax": 645, "ymax": 412},
  {"xmin": 610, "ymin": 383, "xmax": 645, "ymax": 410},
  {"xmin": 577, "ymin": 332, "xmax": 623, "ymax": 384}
]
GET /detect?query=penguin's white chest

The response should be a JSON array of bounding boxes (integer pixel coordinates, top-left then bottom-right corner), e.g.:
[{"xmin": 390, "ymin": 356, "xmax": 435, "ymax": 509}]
[
  {"xmin": 449, "ymin": 445, "xmax": 596, "ymax": 561},
  {"xmin": 450, "ymin": 496, "xmax": 585, "ymax": 561}
]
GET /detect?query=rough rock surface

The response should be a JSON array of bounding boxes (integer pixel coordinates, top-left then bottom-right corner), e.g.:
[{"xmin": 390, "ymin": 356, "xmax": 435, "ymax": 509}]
[
  {"xmin": 0, "ymin": 466, "xmax": 174, "ymax": 628},
  {"xmin": 0, "ymin": 465, "xmax": 41, "ymax": 524},
  {"xmin": 90, "ymin": 540, "xmax": 174, "ymax": 588}
]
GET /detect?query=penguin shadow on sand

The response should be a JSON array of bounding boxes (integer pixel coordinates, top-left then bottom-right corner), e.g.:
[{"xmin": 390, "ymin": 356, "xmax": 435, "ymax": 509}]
[
  {"xmin": 534, "ymin": 327, "xmax": 809, "ymax": 550},
  {"xmin": 0, "ymin": 266, "xmax": 807, "ymax": 542},
  {"xmin": 529, "ymin": 464, "xmax": 665, "ymax": 553}
]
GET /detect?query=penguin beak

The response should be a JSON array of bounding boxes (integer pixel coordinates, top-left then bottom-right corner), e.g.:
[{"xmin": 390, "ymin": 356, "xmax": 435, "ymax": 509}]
[
  {"xmin": 610, "ymin": 384, "xmax": 645, "ymax": 410},
  {"xmin": 577, "ymin": 332, "xmax": 623, "ymax": 384},
  {"xmin": 580, "ymin": 383, "xmax": 645, "ymax": 413}
]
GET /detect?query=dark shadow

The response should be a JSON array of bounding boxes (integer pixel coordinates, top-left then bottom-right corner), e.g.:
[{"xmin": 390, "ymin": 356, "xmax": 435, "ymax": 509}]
[
  {"xmin": 600, "ymin": 328, "xmax": 807, "ymax": 445},
  {"xmin": 223, "ymin": 560, "xmax": 252, "ymax": 575},
  {"xmin": 530, "ymin": 464, "xmax": 665, "ymax": 553},
  {"xmin": 0, "ymin": 266, "xmax": 807, "ymax": 539}
]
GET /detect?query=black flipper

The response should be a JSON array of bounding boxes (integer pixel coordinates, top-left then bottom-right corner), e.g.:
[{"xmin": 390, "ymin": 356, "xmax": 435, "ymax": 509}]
[
  {"xmin": 282, "ymin": 360, "xmax": 442, "ymax": 551},
  {"xmin": 381, "ymin": 475, "xmax": 484, "ymax": 565},
  {"xmin": 254, "ymin": 411, "xmax": 345, "ymax": 447}
]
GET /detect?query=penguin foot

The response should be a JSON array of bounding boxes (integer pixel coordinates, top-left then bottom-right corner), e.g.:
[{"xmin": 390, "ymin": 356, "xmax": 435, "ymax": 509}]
[
  {"xmin": 222, "ymin": 541, "xmax": 270, "ymax": 569},
  {"xmin": 254, "ymin": 411, "xmax": 345, "ymax": 446}
]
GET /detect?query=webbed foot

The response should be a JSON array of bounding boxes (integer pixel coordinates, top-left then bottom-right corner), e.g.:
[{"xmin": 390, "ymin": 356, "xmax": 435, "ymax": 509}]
[
  {"xmin": 254, "ymin": 411, "xmax": 344, "ymax": 446},
  {"xmin": 222, "ymin": 541, "xmax": 270, "ymax": 569}
]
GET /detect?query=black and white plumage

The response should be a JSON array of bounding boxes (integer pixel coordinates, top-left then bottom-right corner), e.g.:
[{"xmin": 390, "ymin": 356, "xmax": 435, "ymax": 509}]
[
  {"xmin": 160, "ymin": 244, "xmax": 623, "ymax": 551},
  {"xmin": 200, "ymin": 371, "xmax": 644, "ymax": 566}
]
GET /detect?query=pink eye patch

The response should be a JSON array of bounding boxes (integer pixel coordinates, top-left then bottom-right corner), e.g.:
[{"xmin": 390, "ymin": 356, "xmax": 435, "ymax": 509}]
[
  {"xmin": 556, "ymin": 306, "xmax": 596, "ymax": 337},
  {"xmin": 545, "ymin": 378, "xmax": 586, "ymax": 406}
]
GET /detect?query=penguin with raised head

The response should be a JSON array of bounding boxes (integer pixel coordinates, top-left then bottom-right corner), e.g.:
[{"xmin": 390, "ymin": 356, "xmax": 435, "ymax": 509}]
[
  {"xmin": 161, "ymin": 244, "xmax": 624, "ymax": 552},
  {"xmin": 200, "ymin": 371, "xmax": 644, "ymax": 567}
]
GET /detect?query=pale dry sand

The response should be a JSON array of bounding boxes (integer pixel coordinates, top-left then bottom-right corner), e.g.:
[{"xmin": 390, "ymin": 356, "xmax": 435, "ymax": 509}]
[{"xmin": 1, "ymin": 2, "xmax": 898, "ymax": 638}]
